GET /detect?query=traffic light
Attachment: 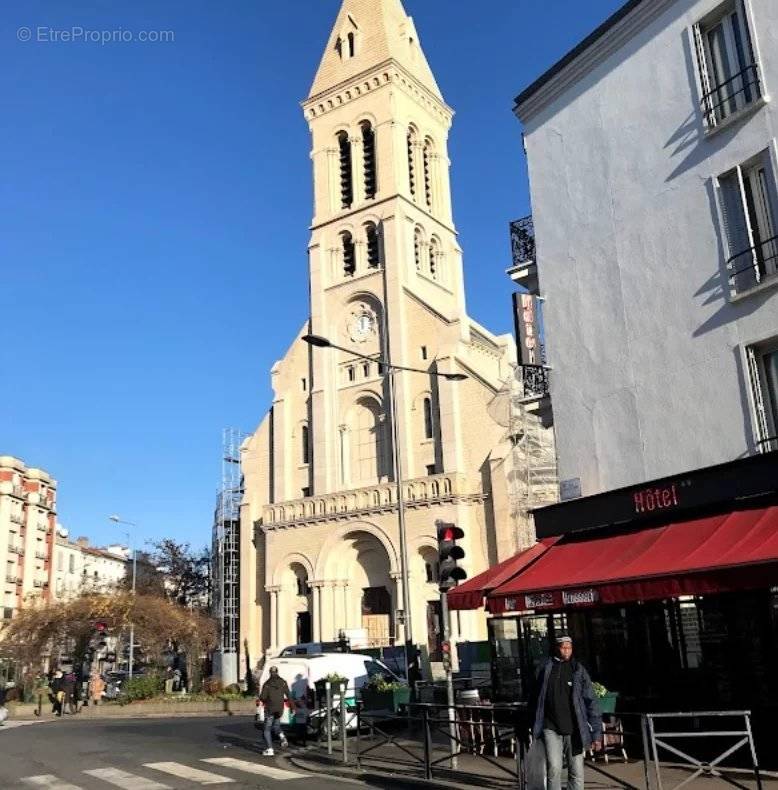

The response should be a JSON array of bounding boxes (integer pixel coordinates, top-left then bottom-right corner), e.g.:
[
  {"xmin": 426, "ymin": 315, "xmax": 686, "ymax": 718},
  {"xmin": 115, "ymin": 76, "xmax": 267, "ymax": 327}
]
[
  {"xmin": 441, "ymin": 640, "xmax": 452, "ymax": 672},
  {"xmin": 437, "ymin": 519, "xmax": 466, "ymax": 591}
]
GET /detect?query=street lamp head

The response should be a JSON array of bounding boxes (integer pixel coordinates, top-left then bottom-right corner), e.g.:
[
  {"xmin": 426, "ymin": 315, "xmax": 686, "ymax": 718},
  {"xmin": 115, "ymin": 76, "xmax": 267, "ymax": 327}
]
[
  {"xmin": 443, "ymin": 373, "xmax": 468, "ymax": 382},
  {"xmin": 302, "ymin": 334, "xmax": 332, "ymax": 348},
  {"xmin": 108, "ymin": 515, "xmax": 120, "ymax": 523}
]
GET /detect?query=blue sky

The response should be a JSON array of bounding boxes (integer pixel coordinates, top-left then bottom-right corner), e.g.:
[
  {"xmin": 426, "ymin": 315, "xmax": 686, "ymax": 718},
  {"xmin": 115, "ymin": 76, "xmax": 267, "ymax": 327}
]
[{"xmin": 0, "ymin": 0, "xmax": 624, "ymax": 551}]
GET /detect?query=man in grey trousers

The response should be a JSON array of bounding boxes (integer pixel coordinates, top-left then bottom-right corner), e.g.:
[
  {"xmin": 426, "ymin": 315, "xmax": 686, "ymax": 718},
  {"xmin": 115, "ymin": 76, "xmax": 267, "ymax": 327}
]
[{"xmin": 531, "ymin": 634, "xmax": 602, "ymax": 790}]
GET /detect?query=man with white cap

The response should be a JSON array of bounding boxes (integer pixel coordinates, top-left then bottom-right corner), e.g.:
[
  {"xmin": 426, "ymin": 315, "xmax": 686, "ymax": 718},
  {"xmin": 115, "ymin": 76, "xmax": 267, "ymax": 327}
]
[{"xmin": 530, "ymin": 633, "xmax": 602, "ymax": 790}]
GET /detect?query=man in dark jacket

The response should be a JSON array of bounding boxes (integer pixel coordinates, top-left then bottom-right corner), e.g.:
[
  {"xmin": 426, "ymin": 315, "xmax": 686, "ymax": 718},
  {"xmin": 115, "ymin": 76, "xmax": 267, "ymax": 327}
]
[
  {"xmin": 260, "ymin": 666, "xmax": 290, "ymax": 755},
  {"xmin": 531, "ymin": 635, "xmax": 602, "ymax": 790}
]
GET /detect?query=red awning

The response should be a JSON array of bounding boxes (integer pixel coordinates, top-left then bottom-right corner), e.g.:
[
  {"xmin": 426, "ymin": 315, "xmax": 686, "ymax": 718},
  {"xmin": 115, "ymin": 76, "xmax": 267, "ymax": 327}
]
[
  {"xmin": 488, "ymin": 505, "xmax": 778, "ymax": 614},
  {"xmin": 448, "ymin": 538, "xmax": 557, "ymax": 610}
]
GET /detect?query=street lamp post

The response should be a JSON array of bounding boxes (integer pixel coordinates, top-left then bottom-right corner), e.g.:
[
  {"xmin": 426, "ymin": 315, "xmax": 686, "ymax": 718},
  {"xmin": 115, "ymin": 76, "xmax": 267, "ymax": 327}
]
[
  {"xmin": 302, "ymin": 333, "xmax": 466, "ymax": 667},
  {"xmin": 109, "ymin": 515, "xmax": 138, "ymax": 679}
]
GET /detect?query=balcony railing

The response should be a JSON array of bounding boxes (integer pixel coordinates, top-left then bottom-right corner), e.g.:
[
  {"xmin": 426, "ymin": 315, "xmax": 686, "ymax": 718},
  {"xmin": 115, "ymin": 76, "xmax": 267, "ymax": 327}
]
[
  {"xmin": 728, "ymin": 234, "xmax": 778, "ymax": 295},
  {"xmin": 35, "ymin": 550, "xmax": 47, "ymax": 560},
  {"xmin": 36, "ymin": 521, "xmax": 47, "ymax": 532},
  {"xmin": 757, "ymin": 436, "xmax": 777, "ymax": 454},
  {"xmin": 522, "ymin": 364, "xmax": 549, "ymax": 399},
  {"xmin": 10, "ymin": 513, "xmax": 24, "ymax": 525},
  {"xmin": 8, "ymin": 545, "xmax": 19, "ymax": 554},
  {"xmin": 510, "ymin": 215, "xmax": 535, "ymax": 268},
  {"xmin": 5, "ymin": 575, "xmax": 18, "ymax": 584},
  {"xmin": 702, "ymin": 62, "xmax": 761, "ymax": 127},
  {"xmin": 12, "ymin": 485, "xmax": 24, "ymax": 497},
  {"xmin": 262, "ymin": 472, "xmax": 471, "ymax": 528}
]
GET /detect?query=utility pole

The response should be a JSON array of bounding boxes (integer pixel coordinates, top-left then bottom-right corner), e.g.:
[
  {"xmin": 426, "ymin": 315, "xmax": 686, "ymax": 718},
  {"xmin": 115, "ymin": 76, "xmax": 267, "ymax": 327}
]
[{"xmin": 109, "ymin": 515, "xmax": 139, "ymax": 680}]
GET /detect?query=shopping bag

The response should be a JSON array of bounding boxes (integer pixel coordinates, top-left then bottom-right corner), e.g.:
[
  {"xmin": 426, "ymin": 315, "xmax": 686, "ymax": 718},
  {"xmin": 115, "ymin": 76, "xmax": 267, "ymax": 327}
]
[{"xmin": 525, "ymin": 736, "xmax": 547, "ymax": 790}]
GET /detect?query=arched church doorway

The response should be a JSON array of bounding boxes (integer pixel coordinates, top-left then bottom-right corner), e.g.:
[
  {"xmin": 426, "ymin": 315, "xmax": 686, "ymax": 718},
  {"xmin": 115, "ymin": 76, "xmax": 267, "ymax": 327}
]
[{"xmin": 329, "ymin": 529, "xmax": 395, "ymax": 647}]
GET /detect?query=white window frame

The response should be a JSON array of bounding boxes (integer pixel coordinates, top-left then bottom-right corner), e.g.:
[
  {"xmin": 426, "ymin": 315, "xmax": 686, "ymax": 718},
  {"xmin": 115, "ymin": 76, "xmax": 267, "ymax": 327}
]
[
  {"xmin": 746, "ymin": 339, "xmax": 778, "ymax": 453},
  {"xmin": 693, "ymin": 0, "xmax": 760, "ymax": 128}
]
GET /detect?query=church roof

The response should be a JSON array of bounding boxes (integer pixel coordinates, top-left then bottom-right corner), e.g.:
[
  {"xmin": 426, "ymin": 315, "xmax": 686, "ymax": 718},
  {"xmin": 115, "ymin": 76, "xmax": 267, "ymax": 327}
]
[{"xmin": 308, "ymin": 0, "xmax": 442, "ymax": 100}]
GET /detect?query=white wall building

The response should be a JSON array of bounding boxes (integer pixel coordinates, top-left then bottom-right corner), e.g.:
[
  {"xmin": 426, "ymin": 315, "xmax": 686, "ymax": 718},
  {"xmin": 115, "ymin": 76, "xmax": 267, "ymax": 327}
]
[
  {"xmin": 52, "ymin": 529, "xmax": 128, "ymax": 600},
  {"xmin": 515, "ymin": 0, "xmax": 778, "ymax": 497}
]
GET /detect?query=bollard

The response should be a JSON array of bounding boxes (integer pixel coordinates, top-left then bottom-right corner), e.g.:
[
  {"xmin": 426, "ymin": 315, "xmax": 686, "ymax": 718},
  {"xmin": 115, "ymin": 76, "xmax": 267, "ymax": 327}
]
[
  {"xmin": 341, "ymin": 686, "xmax": 348, "ymax": 763},
  {"xmin": 326, "ymin": 681, "xmax": 333, "ymax": 756},
  {"xmin": 422, "ymin": 707, "xmax": 432, "ymax": 781},
  {"xmin": 355, "ymin": 701, "xmax": 362, "ymax": 770}
]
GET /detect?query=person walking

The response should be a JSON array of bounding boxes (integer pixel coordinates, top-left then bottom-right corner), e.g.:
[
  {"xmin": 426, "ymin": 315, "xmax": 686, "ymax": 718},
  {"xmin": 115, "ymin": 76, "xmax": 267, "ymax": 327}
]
[
  {"xmin": 89, "ymin": 673, "xmax": 105, "ymax": 706},
  {"xmin": 51, "ymin": 670, "xmax": 65, "ymax": 717},
  {"xmin": 259, "ymin": 666, "xmax": 290, "ymax": 756},
  {"xmin": 0, "ymin": 682, "xmax": 9, "ymax": 727},
  {"xmin": 531, "ymin": 634, "xmax": 602, "ymax": 790},
  {"xmin": 63, "ymin": 672, "xmax": 77, "ymax": 715}
]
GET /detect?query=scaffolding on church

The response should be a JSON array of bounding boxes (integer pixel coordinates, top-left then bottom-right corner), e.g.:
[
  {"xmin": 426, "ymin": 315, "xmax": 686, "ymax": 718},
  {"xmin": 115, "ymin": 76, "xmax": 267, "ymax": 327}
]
[
  {"xmin": 508, "ymin": 367, "xmax": 558, "ymax": 551},
  {"xmin": 211, "ymin": 427, "xmax": 247, "ymax": 686}
]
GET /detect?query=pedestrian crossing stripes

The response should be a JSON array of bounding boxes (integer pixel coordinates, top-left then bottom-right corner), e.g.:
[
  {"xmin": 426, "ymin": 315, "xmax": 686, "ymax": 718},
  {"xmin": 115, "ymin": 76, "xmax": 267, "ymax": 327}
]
[
  {"xmin": 143, "ymin": 762, "xmax": 234, "ymax": 784},
  {"xmin": 202, "ymin": 757, "xmax": 306, "ymax": 781},
  {"xmin": 21, "ymin": 777, "xmax": 84, "ymax": 789},
  {"xmin": 83, "ymin": 768, "xmax": 171, "ymax": 789},
  {"xmin": 16, "ymin": 756, "xmax": 311, "ymax": 788}
]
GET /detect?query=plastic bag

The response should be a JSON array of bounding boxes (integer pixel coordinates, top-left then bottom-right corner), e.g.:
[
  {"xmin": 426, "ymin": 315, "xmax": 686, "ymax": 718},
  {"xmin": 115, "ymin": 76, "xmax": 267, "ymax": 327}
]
[{"xmin": 525, "ymin": 736, "xmax": 547, "ymax": 790}]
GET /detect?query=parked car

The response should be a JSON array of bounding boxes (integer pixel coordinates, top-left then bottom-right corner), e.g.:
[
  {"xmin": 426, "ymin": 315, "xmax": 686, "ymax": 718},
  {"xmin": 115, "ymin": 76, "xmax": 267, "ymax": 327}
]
[{"xmin": 277, "ymin": 642, "xmax": 346, "ymax": 657}]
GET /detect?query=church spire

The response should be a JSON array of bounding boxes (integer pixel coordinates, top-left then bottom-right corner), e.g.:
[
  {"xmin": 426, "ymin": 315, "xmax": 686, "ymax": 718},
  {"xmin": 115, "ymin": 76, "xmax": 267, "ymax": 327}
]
[{"xmin": 309, "ymin": 0, "xmax": 442, "ymax": 100}]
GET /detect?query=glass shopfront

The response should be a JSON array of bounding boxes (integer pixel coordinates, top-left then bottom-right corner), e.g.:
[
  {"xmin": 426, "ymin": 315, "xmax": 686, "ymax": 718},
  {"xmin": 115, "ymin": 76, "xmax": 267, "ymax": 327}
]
[{"xmin": 488, "ymin": 588, "xmax": 778, "ymax": 763}]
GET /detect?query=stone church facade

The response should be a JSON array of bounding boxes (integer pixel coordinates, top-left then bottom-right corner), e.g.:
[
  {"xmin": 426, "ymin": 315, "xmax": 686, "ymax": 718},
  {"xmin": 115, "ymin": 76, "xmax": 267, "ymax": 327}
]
[{"xmin": 240, "ymin": 0, "xmax": 556, "ymax": 665}]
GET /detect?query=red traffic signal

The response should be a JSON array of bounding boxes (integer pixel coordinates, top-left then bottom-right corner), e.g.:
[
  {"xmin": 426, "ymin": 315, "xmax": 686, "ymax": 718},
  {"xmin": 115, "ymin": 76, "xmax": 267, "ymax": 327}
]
[{"xmin": 437, "ymin": 520, "xmax": 467, "ymax": 590}]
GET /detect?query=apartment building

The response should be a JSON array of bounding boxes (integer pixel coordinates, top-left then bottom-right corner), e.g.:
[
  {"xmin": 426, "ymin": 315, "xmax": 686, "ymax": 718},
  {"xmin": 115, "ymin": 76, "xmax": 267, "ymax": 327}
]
[
  {"xmin": 51, "ymin": 529, "xmax": 128, "ymax": 600},
  {"xmin": 514, "ymin": 0, "xmax": 778, "ymax": 496},
  {"xmin": 0, "ymin": 456, "xmax": 57, "ymax": 622}
]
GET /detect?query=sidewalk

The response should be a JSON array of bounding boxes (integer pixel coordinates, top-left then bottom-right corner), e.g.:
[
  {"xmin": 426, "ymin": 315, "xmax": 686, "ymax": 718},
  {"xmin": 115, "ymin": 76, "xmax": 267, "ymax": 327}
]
[
  {"xmin": 9, "ymin": 698, "xmax": 256, "ymax": 720},
  {"xmin": 286, "ymin": 734, "xmax": 776, "ymax": 790}
]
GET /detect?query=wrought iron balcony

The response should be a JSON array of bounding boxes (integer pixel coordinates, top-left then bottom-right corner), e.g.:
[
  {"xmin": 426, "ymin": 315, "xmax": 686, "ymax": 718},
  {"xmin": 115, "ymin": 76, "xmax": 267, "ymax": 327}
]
[
  {"xmin": 5, "ymin": 575, "xmax": 18, "ymax": 584},
  {"xmin": 522, "ymin": 364, "xmax": 550, "ymax": 399},
  {"xmin": 728, "ymin": 234, "xmax": 778, "ymax": 295},
  {"xmin": 701, "ymin": 62, "xmax": 761, "ymax": 128},
  {"xmin": 510, "ymin": 215, "xmax": 535, "ymax": 267},
  {"xmin": 757, "ymin": 436, "xmax": 777, "ymax": 454}
]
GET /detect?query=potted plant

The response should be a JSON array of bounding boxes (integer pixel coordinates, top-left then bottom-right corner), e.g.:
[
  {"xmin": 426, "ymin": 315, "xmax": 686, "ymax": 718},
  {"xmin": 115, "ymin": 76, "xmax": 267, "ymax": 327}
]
[
  {"xmin": 360, "ymin": 673, "xmax": 410, "ymax": 713},
  {"xmin": 592, "ymin": 682, "xmax": 618, "ymax": 714}
]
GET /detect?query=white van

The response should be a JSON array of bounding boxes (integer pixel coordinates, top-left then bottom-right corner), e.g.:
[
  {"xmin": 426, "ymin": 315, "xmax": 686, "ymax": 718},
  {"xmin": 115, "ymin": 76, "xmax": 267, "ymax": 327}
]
[{"xmin": 255, "ymin": 653, "xmax": 402, "ymax": 732}]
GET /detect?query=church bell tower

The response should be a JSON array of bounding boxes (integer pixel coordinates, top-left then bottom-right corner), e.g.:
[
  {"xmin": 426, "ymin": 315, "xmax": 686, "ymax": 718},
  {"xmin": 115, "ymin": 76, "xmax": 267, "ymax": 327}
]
[{"xmin": 303, "ymin": 0, "xmax": 469, "ymax": 496}]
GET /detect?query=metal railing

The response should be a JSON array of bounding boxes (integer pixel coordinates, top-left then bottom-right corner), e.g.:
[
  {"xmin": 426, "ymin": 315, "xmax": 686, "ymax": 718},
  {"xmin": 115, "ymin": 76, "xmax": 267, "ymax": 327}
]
[
  {"xmin": 728, "ymin": 233, "xmax": 778, "ymax": 294},
  {"xmin": 510, "ymin": 216, "xmax": 535, "ymax": 268},
  {"xmin": 757, "ymin": 436, "xmax": 778, "ymax": 453},
  {"xmin": 702, "ymin": 62, "xmax": 761, "ymax": 127},
  {"xmin": 644, "ymin": 711, "xmax": 762, "ymax": 790}
]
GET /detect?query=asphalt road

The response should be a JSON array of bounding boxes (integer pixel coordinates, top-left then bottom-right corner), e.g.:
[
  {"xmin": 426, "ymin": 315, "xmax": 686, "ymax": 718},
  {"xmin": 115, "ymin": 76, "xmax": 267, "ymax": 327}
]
[{"xmin": 0, "ymin": 715, "xmax": 363, "ymax": 789}]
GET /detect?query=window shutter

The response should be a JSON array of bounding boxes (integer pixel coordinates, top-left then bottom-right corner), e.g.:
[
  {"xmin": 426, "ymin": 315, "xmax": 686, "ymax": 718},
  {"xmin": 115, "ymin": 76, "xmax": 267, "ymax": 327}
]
[
  {"xmin": 746, "ymin": 346, "xmax": 770, "ymax": 451},
  {"xmin": 692, "ymin": 24, "xmax": 714, "ymax": 125}
]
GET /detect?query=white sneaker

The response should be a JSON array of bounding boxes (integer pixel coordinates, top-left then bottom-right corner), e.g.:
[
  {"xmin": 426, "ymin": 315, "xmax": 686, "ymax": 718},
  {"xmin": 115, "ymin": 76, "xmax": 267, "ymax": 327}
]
[
  {"xmin": 262, "ymin": 747, "xmax": 274, "ymax": 756},
  {"xmin": 279, "ymin": 735, "xmax": 289, "ymax": 749}
]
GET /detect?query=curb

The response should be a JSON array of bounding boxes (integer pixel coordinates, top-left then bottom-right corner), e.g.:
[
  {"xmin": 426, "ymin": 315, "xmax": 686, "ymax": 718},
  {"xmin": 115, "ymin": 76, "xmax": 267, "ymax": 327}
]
[{"xmin": 286, "ymin": 754, "xmax": 483, "ymax": 790}]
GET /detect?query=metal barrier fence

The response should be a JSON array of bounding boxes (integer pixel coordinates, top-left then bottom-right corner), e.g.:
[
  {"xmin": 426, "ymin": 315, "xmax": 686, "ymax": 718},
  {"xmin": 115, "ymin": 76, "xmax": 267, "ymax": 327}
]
[
  {"xmin": 644, "ymin": 711, "xmax": 762, "ymax": 790},
  {"xmin": 313, "ymin": 699, "xmax": 764, "ymax": 790}
]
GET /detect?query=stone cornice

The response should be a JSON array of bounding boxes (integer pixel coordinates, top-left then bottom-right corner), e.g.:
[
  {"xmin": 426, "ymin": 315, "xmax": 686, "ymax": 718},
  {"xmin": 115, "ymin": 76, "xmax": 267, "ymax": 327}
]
[
  {"xmin": 302, "ymin": 58, "xmax": 454, "ymax": 127},
  {"xmin": 515, "ymin": 0, "xmax": 677, "ymax": 124}
]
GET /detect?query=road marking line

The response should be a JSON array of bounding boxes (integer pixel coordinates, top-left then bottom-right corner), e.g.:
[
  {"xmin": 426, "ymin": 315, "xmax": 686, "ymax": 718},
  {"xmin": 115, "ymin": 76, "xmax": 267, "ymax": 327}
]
[
  {"xmin": 202, "ymin": 757, "xmax": 306, "ymax": 781},
  {"xmin": 20, "ymin": 777, "xmax": 84, "ymax": 789},
  {"xmin": 84, "ymin": 767, "xmax": 171, "ymax": 789},
  {"xmin": 143, "ymin": 762, "xmax": 234, "ymax": 785}
]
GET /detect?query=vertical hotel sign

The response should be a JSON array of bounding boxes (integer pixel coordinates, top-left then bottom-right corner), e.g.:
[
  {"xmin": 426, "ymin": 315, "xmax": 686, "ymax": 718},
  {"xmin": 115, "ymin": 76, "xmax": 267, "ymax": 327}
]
[{"xmin": 513, "ymin": 292, "xmax": 541, "ymax": 365}]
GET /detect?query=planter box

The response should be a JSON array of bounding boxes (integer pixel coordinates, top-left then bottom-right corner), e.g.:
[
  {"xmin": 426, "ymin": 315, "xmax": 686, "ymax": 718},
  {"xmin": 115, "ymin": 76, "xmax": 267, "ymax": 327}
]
[
  {"xmin": 360, "ymin": 686, "xmax": 410, "ymax": 713},
  {"xmin": 598, "ymin": 692, "xmax": 618, "ymax": 714}
]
